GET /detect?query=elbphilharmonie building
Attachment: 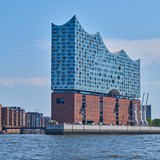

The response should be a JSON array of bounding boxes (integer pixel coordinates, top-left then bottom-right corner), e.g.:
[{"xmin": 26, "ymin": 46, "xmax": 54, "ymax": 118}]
[
  {"xmin": 51, "ymin": 15, "xmax": 140, "ymax": 98},
  {"xmin": 51, "ymin": 15, "xmax": 141, "ymax": 125}
]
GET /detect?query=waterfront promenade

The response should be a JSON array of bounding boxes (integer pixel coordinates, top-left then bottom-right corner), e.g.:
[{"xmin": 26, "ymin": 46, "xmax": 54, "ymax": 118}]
[{"xmin": 46, "ymin": 124, "xmax": 160, "ymax": 135}]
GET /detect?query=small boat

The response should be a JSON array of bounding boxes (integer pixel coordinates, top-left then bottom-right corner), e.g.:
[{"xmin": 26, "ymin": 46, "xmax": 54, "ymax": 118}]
[{"xmin": 0, "ymin": 130, "xmax": 7, "ymax": 134}]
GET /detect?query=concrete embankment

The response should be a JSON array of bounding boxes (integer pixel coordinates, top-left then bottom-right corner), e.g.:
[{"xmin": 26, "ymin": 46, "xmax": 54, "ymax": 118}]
[
  {"xmin": 4, "ymin": 128, "xmax": 45, "ymax": 134},
  {"xmin": 45, "ymin": 124, "xmax": 160, "ymax": 135}
]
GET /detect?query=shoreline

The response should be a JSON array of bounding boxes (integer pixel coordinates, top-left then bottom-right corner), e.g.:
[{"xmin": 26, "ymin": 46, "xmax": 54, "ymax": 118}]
[{"xmin": 45, "ymin": 124, "xmax": 160, "ymax": 135}]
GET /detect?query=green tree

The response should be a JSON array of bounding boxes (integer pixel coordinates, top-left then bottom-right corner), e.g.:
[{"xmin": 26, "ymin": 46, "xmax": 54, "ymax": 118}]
[
  {"xmin": 147, "ymin": 118, "xmax": 152, "ymax": 126},
  {"xmin": 151, "ymin": 119, "xmax": 160, "ymax": 127}
]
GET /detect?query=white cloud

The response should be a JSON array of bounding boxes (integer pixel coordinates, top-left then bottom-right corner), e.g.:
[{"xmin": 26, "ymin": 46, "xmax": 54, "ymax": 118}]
[
  {"xmin": 0, "ymin": 77, "xmax": 50, "ymax": 87},
  {"xmin": 143, "ymin": 80, "xmax": 160, "ymax": 87},
  {"xmin": 33, "ymin": 39, "xmax": 50, "ymax": 55},
  {"xmin": 104, "ymin": 38, "xmax": 160, "ymax": 66}
]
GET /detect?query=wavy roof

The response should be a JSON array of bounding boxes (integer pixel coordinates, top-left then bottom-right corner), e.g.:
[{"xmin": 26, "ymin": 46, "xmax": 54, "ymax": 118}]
[{"xmin": 52, "ymin": 15, "xmax": 139, "ymax": 62}]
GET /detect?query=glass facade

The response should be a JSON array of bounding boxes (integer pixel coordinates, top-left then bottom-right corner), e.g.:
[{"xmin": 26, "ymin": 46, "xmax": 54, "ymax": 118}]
[{"xmin": 51, "ymin": 15, "xmax": 140, "ymax": 98}]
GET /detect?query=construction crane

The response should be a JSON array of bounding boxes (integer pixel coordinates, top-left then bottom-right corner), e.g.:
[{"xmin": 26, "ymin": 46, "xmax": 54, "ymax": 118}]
[
  {"xmin": 133, "ymin": 98, "xmax": 139, "ymax": 125},
  {"xmin": 143, "ymin": 93, "xmax": 149, "ymax": 126},
  {"xmin": 140, "ymin": 92, "xmax": 145, "ymax": 125}
]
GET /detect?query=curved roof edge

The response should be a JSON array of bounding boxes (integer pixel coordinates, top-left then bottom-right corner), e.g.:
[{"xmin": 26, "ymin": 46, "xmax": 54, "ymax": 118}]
[
  {"xmin": 52, "ymin": 15, "xmax": 140, "ymax": 62},
  {"xmin": 52, "ymin": 15, "xmax": 76, "ymax": 26},
  {"xmin": 52, "ymin": 15, "xmax": 99, "ymax": 35}
]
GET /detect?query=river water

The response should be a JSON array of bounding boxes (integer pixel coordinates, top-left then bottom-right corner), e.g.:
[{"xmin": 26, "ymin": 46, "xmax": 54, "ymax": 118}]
[{"xmin": 0, "ymin": 134, "xmax": 160, "ymax": 160}]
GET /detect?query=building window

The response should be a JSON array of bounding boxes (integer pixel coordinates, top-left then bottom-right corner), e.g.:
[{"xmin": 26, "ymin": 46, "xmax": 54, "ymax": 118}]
[{"xmin": 56, "ymin": 98, "xmax": 65, "ymax": 104}]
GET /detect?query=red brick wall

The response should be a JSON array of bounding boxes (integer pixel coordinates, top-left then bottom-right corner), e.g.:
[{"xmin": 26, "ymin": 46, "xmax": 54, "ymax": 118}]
[
  {"xmin": 51, "ymin": 93, "xmax": 82, "ymax": 124},
  {"xmin": 9, "ymin": 109, "xmax": 14, "ymax": 126},
  {"xmin": 74, "ymin": 94, "xmax": 82, "ymax": 123},
  {"xmin": 51, "ymin": 92, "xmax": 141, "ymax": 126},
  {"xmin": 103, "ymin": 97, "xmax": 116, "ymax": 125},
  {"xmin": 18, "ymin": 110, "xmax": 23, "ymax": 127},
  {"xmin": 85, "ymin": 95, "xmax": 100, "ymax": 124},
  {"xmin": 118, "ymin": 99, "xmax": 130, "ymax": 125},
  {"xmin": 1, "ymin": 107, "xmax": 25, "ymax": 128},
  {"xmin": 13, "ymin": 110, "xmax": 18, "ymax": 126},
  {"xmin": 2, "ymin": 107, "xmax": 10, "ymax": 128}
]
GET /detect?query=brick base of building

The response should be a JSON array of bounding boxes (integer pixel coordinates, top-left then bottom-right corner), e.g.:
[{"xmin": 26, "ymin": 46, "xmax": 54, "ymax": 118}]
[{"xmin": 51, "ymin": 92, "xmax": 140, "ymax": 125}]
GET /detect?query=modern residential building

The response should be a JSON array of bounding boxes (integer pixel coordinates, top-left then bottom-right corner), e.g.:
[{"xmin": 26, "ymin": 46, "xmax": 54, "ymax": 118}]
[
  {"xmin": 2, "ymin": 107, "xmax": 10, "ymax": 128},
  {"xmin": 10, "ymin": 107, "xmax": 26, "ymax": 127},
  {"xmin": 1, "ymin": 106, "xmax": 25, "ymax": 128},
  {"xmin": 51, "ymin": 15, "xmax": 141, "ymax": 125},
  {"xmin": 43, "ymin": 117, "xmax": 51, "ymax": 127},
  {"xmin": 145, "ymin": 105, "xmax": 151, "ymax": 119},
  {"xmin": 25, "ymin": 112, "xmax": 44, "ymax": 128},
  {"xmin": 1, "ymin": 104, "xmax": 47, "ymax": 131}
]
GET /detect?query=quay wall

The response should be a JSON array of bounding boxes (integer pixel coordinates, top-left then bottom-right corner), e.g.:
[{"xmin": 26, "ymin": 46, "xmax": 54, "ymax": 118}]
[
  {"xmin": 45, "ymin": 124, "xmax": 160, "ymax": 135},
  {"xmin": 6, "ymin": 129, "xmax": 21, "ymax": 134},
  {"xmin": 4, "ymin": 128, "xmax": 45, "ymax": 134},
  {"xmin": 22, "ymin": 129, "xmax": 45, "ymax": 134}
]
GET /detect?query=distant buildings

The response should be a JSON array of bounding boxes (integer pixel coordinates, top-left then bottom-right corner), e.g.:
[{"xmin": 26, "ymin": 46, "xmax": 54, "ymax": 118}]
[
  {"xmin": 51, "ymin": 15, "xmax": 141, "ymax": 125},
  {"xmin": 25, "ymin": 112, "xmax": 44, "ymax": 128},
  {"xmin": 1, "ymin": 106, "xmax": 25, "ymax": 128},
  {"xmin": 10, "ymin": 106, "xmax": 26, "ymax": 127},
  {"xmin": 44, "ymin": 117, "xmax": 51, "ymax": 127},
  {"xmin": 146, "ymin": 105, "xmax": 151, "ymax": 119},
  {"xmin": 0, "ymin": 104, "xmax": 50, "ymax": 131}
]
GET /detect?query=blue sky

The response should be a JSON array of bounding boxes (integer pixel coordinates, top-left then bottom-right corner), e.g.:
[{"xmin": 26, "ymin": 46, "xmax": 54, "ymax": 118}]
[{"xmin": 0, "ymin": 0, "xmax": 160, "ymax": 118}]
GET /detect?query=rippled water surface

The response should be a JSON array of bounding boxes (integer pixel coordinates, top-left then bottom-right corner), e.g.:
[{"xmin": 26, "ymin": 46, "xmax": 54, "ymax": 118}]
[{"xmin": 0, "ymin": 134, "xmax": 160, "ymax": 160}]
